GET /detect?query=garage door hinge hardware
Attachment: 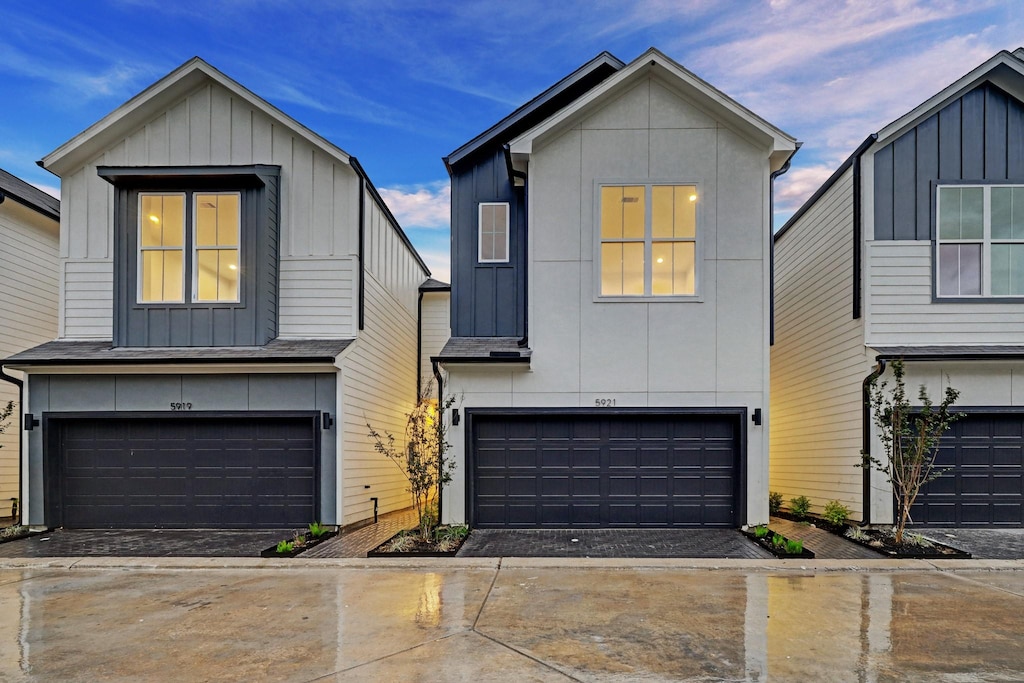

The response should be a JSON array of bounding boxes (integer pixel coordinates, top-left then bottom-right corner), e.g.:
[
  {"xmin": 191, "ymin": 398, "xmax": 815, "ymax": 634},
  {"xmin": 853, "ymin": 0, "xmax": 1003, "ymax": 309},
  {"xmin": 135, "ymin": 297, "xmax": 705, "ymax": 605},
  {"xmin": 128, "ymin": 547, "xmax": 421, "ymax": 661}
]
[
  {"xmin": 24, "ymin": 414, "xmax": 39, "ymax": 431},
  {"xmin": 321, "ymin": 412, "xmax": 333, "ymax": 430},
  {"xmin": 751, "ymin": 409, "xmax": 762, "ymax": 426}
]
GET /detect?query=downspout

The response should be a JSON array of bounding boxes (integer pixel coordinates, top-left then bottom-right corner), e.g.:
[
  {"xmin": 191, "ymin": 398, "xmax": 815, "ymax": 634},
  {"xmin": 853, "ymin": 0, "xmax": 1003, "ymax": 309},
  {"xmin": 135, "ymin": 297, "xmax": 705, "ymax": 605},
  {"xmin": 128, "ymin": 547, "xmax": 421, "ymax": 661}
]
[
  {"xmin": 416, "ymin": 290, "xmax": 424, "ymax": 400},
  {"xmin": 768, "ymin": 158, "xmax": 793, "ymax": 346},
  {"xmin": 861, "ymin": 358, "xmax": 887, "ymax": 524},
  {"xmin": 503, "ymin": 145, "xmax": 529, "ymax": 348},
  {"xmin": 431, "ymin": 359, "xmax": 444, "ymax": 525},
  {"xmin": 851, "ymin": 134, "xmax": 876, "ymax": 320},
  {"xmin": 0, "ymin": 368, "xmax": 23, "ymax": 524},
  {"xmin": 353, "ymin": 161, "xmax": 366, "ymax": 332}
]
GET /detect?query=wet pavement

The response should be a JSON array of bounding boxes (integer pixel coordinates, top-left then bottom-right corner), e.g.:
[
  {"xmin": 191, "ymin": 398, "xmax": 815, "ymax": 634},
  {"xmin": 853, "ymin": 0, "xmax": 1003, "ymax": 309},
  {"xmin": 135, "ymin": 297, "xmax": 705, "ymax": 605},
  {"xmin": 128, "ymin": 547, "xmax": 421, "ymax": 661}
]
[
  {"xmin": 917, "ymin": 528, "xmax": 1024, "ymax": 559},
  {"xmin": 0, "ymin": 562, "xmax": 1019, "ymax": 681},
  {"xmin": 457, "ymin": 528, "xmax": 773, "ymax": 558}
]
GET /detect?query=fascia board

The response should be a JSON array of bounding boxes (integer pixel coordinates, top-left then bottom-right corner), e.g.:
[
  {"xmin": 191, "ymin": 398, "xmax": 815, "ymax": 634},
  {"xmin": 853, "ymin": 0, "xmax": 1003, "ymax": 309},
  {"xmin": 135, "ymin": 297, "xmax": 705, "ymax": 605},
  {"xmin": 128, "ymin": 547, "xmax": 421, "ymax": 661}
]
[
  {"xmin": 42, "ymin": 57, "xmax": 353, "ymax": 176},
  {"xmin": 8, "ymin": 363, "xmax": 338, "ymax": 374},
  {"xmin": 875, "ymin": 51, "xmax": 1024, "ymax": 145},
  {"xmin": 509, "ymin": 49, "xmax": 797, "ymax": 157}
]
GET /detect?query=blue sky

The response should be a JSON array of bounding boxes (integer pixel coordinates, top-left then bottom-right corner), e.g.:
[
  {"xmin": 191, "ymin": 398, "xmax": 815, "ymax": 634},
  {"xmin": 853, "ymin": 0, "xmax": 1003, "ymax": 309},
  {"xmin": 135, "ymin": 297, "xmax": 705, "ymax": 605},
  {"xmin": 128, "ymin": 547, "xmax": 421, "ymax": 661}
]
[{"xmin": 2, "ymin": 1, "xmax": 1022, "ymax": 281}]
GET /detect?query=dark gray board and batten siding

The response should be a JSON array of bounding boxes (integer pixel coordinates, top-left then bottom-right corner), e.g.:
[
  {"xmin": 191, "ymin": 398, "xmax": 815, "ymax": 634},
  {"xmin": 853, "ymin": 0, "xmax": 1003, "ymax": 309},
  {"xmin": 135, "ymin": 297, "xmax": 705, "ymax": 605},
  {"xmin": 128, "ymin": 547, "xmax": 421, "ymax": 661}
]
[
  {"xmin": 874, "ymin": 82, "xmax": 1024, "ymax": 241},
  {"xmin": 450, "ymin": 148, "xmax": 525, "ymax": 337},
  {"xmin": 101, "ymin": 165, "xmax": 280, "ymax": 347}
]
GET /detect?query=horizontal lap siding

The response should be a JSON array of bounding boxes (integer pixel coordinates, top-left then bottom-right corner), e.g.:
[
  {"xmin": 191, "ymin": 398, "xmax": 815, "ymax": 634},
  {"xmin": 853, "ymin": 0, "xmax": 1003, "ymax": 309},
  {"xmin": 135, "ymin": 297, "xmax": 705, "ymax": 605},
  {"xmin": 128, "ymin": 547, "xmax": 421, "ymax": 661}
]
[
  {"xmin": 339, "ymin": 193, "xmax": 427, "ymax": 525},
  {"xmin": 419, "ymin": 292, "xmax": 450, "ymax": 394},
  {"xmin": 59, "ymin": 80, "xmax": 359, "ymax": 341},
  {"xmin": 278, "ymin": 258, "xmax": 355, "ymax": 337},
  {"xmin": 771, "ymin": 168, "xmax": 872, "ymax": 519},
  {"xmin": 867, "ymin": 241, "xmax": 1024, "ymax": 343},
  {"xmin": 0, "ymin": 203, "xmax": 57, "ymax": 502}
]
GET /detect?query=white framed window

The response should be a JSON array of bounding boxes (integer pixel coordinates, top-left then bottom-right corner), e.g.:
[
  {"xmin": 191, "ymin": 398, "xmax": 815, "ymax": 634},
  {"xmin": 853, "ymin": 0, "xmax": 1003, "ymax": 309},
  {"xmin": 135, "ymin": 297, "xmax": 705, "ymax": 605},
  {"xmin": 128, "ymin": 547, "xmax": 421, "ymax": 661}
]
[
  {"xmin": 936, "ymin": 184, "xmax": 1024, "ymax": 297},
  {"xmin": 137, "ymin": 191, "xmax": 241, "ymax": 304},
  {"xmin": 597, "ymin": 182, "xmax": 698, "ymax": 299},
  {"xmin": 478, "ymin": 202, "xmax": 509, "ymax": 263}
]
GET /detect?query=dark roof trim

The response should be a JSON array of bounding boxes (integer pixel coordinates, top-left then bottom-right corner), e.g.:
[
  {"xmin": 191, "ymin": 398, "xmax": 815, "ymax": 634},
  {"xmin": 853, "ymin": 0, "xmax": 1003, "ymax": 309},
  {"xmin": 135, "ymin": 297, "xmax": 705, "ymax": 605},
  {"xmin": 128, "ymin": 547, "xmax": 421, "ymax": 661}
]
[
  {"xmin": 774, "ymin": 134, "xmax": 877, "ymax": 241},
  {"xmin": 431, "ymin": 355, "xmax": 531, "ymax": 365},
  {"xmin": 13, "ymin": 355, "xmax": 341, "ymax": 367},
  {"xmin": 0, "ymin": 167, "xmax": 59, "ymax": 221},
  {"xmin": 349, "ymin": 156, "xmax": 431, "ymax": 276},
  {"xmin": 97, "ymin": 164, "xmax": 280, "ymax": 187},
  {"xmin": 444, "ymin": 51, "xmax": 625, "ymax": 169},
  {"xmin": 872, "ymin": 346, "xmax": 1024, "ymax": 361},
  {"xmin": 419, "ymin": 278, "xmax": 451, "ymax": 292}
]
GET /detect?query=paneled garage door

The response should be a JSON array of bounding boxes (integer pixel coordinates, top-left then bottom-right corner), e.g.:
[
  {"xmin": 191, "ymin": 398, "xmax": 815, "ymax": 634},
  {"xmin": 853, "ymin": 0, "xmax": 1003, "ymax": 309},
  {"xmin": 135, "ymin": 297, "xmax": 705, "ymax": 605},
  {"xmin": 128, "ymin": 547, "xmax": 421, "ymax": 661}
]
[
  {"xmin": 51, "ymin": 415, "xmax": 318, "ymax": 529},
  {"xmin": 470, "ymin": 412, "xmax": 741, "ymax": 528},
  {"xmin": 911, "ymin": 413, "xmax": 1024, "ymax": 527}
]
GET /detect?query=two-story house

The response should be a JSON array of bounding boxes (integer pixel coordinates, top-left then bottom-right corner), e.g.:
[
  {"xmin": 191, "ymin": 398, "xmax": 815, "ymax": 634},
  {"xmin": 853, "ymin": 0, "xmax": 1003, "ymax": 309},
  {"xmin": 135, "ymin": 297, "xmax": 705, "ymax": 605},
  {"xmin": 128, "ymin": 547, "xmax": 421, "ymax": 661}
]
[
  {"xmin": 435, "ymin": 49, "xmax": 797, "ymax": 528},
  {"xmin": 772, "ymin": 48, "xmax": 1024, "ymax": 528},
  {"xmin": 0, "ymin": 169, "xmax": 60, "ymax": 519},
  {"xmin": 4, "ymin": 58, "xmax": 433, "ymax": 530}
]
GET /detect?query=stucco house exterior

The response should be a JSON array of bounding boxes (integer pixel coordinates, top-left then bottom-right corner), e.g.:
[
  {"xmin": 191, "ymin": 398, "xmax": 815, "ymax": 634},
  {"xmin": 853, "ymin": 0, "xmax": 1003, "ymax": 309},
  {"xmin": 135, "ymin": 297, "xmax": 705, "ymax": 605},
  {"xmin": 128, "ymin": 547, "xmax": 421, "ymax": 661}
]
[
  {"xmin": 772, "ymin": 48, "xmax": 1024, "ymax": 528},
  {"xmin": 434, "ymin": 48, "xmax": 798, "ymax": 528},
  {"xmin": 3, "ymin": 58, "xmax": 435, "ymax": 529},
  {"xmin": 0, "ymin": 169, "xmax": 60, "ymax": 517}
]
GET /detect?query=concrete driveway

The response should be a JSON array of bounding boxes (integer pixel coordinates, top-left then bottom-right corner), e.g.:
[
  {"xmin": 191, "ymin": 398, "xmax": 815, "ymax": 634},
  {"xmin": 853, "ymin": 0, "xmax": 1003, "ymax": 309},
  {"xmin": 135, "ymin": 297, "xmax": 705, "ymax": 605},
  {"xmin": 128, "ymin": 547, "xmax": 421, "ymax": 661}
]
[{"xmin": 0, "ymin": 559, "xmax": 1020, "ymax": 681}]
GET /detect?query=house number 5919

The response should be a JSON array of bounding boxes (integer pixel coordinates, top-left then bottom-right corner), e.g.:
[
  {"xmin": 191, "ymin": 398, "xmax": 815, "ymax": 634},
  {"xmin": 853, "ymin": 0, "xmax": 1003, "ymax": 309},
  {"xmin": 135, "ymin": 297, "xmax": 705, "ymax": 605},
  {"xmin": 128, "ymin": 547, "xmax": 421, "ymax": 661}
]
[
  {"xmin": 170, "ymin": 402, "xmax": 192, "ymax": 411},
  {"xmin": 594, "ymin": 398, "xmax": 616, "ymax": 407}
]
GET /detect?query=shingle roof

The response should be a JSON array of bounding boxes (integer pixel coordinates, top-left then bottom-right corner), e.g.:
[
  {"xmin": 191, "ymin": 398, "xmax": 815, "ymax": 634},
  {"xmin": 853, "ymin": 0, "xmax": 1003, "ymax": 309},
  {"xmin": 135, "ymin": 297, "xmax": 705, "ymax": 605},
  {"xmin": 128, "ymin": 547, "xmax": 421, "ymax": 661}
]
[
  {"xmin": 870, "ymin": 345, "xmax": 1024, "ymax": 360},
  {"xmin": 433, "ymin": 337, "xmax": 531, "ymax": 363},
  {"xmin": 4, "ymin": 338, "xmax": 352, "ymax": 366},
  {"xmin": 419, "ymin": 278, "xmax": 451, "ymax": 292},
  {"xmin": 0, "ymin": 167, "xmax": 59, "ymax": 221}
]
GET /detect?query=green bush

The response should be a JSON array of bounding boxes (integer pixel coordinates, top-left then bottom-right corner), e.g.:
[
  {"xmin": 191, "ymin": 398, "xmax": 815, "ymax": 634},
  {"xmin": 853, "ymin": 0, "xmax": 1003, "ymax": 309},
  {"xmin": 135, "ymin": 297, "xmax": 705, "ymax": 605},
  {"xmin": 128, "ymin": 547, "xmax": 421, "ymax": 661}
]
[
  {"xmin": 789, "ymin": 495, "xmax": 811, "ymax": 519},
  {"xmin": 276, "ymin": 540, "xmax": 295, "ymax": 554},
  {"xmin": 768, "ymin": 491, "xmax": 783, "ymax": 515},
  {"xmin": 771, "ymin": 533, "xmax": 785, "ymax": 548},
  {"xmin": 785, "ymin": 538, "xmax": 804, "ymax": 555},
  {"xmin": 822, "ymin": 500, "xmax": 851, "ymax": 526},
  {"xmin": 753, "ymin": 525, "xmax": 769, "ymax": 539},
  {"xmin": 308, "ymin": 521, "xmax": 329, "ymax": 538}
]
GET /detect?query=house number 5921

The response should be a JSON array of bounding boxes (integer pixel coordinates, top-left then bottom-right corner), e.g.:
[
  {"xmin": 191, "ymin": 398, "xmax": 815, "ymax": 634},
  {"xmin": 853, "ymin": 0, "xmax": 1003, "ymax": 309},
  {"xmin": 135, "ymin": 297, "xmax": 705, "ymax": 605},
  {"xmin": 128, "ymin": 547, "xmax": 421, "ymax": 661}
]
[
  {"xmin": 170, "ymin": 402, "xmax": 192, "ymax": 411},
  {"xmin": 594, "ymin": 398, "xmax": 616, "ymax": 407}
]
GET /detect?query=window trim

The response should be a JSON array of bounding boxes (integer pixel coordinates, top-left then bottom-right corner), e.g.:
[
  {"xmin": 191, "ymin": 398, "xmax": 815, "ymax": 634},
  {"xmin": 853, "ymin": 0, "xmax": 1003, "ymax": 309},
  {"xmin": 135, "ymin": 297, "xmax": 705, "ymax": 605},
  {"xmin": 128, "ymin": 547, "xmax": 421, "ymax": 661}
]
[
  {"xmin": 190, "ymin": 191, "xmax": 242, "ymax": 304},
  {"xmin": 136, "ymin": 190, "xmax": 243, "ymax": 306},
  {"xmin": 478, "ymin": 202, "xmax": 510, "ymax": 264},
  {"xmin": 934, "ymin": 182, "xmax": 1024, "ymax": 300},
  {"xmin": 593, "ymin": 180, "xmax": 702, "ymax": 303}
]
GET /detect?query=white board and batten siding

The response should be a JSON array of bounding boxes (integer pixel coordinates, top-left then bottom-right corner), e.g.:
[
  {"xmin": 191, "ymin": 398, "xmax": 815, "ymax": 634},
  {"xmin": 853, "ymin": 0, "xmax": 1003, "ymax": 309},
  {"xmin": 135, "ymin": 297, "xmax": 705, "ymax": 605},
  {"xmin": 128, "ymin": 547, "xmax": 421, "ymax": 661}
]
[
  {"xmin": 338, "ymin": 191, "xmax": 429, "ymax": 525},
  {"xmin": 866, "ymin": 241, "xmax": 1024, "ymax": 345},
  {"xmin": 771, "ymin": 167, "xmax": 874, "ymax": 520},
  {"xmin": 57, "ymin": 79, "xmax": 361, "ymax": 341},
  {"xmin": 0, "ymin": 200, "xmax": 59, "ymax": 502}
]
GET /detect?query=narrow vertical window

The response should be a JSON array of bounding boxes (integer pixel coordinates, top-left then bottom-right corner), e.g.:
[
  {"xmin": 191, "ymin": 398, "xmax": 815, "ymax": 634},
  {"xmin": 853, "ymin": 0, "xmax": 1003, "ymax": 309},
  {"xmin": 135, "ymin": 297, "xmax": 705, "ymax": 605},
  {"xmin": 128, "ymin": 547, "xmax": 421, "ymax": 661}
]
[
  {"xmin": 194, "ymin": 193, "xmax": 241, "ymax": 302},
  {"xmin": 478, "ymin": 202, "xmax": 509, "ymax": 263},
  {"xmin": 138, "ymin": 193, "xmax": 185, "ymax": 302}
]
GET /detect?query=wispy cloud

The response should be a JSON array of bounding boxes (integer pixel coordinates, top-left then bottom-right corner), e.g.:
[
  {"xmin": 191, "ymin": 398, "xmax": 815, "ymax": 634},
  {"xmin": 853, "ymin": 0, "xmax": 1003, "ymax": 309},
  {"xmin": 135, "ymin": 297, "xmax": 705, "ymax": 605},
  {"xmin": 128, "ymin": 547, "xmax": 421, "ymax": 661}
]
[
  {"xmin": 774, "ymin": 164, "xmax": 838, "ymax": 215},
  {"xmin": 378, "ymin": 181, "xmax": 451, "ymax": 230},
  {"xmin": 32, "ymin": 183, "xmax": 61, "ymax": 199}
]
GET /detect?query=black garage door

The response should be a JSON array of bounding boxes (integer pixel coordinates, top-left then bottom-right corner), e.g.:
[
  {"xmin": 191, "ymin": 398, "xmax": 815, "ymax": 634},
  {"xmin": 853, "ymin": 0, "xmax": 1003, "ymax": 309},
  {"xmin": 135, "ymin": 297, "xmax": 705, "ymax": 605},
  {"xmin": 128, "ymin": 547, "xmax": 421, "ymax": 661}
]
[
  {"xmin": 911, "ymin": 413, "xmax": 1024, "ymax": 527},
  {"xmin": 470, "ymin": 412, "xmax": 741, "ymax": 528},
  {"xmin": 50, "ymin": 415, "xmax": 318, "ymax": 529}
]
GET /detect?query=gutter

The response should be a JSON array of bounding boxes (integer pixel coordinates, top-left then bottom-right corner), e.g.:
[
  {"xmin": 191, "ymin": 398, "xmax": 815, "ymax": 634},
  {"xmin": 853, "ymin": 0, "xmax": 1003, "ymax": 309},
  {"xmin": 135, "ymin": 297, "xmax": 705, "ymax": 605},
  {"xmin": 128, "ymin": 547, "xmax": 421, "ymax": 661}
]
[
  {"xmin": 0, "ymin": 368, "xmax": 23, "ymax": 525},
  {"xmin": 768, "ymin": 157, "xmax": 793, "ymax": 346},
  {"xmin": 503, "ymin": 145, "xmax": 530, "ymax": 348},
  {"xmin": 860, "ymin": 358, "xmax": 887, "ymax": 524}
]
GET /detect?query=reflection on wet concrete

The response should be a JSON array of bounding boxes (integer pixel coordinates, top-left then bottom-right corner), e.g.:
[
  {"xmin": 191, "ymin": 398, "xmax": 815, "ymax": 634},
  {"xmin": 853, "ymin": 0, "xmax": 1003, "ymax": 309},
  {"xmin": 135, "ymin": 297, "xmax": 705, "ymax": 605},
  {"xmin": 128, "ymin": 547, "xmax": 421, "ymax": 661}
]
[{"xmin": 0, "ymin": 566, "xmax": 1018, "ymax": 681}]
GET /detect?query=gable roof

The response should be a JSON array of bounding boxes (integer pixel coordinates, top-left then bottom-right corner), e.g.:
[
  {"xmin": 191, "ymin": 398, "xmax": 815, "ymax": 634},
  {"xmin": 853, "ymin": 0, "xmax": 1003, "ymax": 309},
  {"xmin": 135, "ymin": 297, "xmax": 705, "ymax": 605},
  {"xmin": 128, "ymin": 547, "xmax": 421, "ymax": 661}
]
[
  {"xmin": 874, "ymin": 48, "xmax": 1024, "ymax": 146},
  {"xmin": 0, "ymin": 167, "xmax": 59, "ymax": 221},
  {"xmin": 444, "ymin": 52, "xmax": 624, "ymax": 171},
  {"xmin": 41, "ymin": 57, "xmax": 354, "ymax": 177},
  {"xmin": 508, "ymin": 48, "xmax": 798, "ymax": 172}
]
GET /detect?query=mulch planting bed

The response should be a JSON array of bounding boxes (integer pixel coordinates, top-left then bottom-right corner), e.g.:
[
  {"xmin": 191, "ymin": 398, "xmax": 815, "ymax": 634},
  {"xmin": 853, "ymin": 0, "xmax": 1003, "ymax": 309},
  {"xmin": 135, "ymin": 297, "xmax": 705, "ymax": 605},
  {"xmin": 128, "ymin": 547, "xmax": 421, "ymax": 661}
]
[
  {"xmin": 367, "ymin": 529, "xmax": 469, "ymax": 557},
  {"xmin": 260, "ymin": 530, "xmax": 339, "ymax": 558},
  {"xmin": 743, "ymin": 528, "xmax": 815, "ymax": 559},
  {"xmin": 774, "ymin": 511, "xmax": 971, "ymax": 559}
]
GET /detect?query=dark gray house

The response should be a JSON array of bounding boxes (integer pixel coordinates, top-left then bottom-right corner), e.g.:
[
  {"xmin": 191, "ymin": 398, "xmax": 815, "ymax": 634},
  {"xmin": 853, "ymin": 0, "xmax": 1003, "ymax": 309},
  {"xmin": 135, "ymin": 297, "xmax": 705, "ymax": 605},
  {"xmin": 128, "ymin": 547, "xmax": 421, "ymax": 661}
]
[
  {"xmin": 5, "ymin": 58, "xmax": 433, "ymax": 529},
  {"xmin": 772, "ymin": 47, "xmax": 1024, "ymax": 527}
]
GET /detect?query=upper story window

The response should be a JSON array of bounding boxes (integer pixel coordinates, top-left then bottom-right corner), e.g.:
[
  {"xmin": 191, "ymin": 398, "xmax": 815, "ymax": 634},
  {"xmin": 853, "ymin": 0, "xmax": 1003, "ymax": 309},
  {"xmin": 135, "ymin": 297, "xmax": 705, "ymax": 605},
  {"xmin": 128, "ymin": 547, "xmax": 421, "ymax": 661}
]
[
  {"xmin": 937, "ymin": 185, "xmax": 1024, "ymax": 297},
  {"xmin": 138, "ymin": 191, "xmax": 240, "ymax": 304},
  {"xmin": 478, "ymin": 202, "xmax": 509, "ymax": 263},
  {"xmin": 598, "ymin": 183, "xmax": 698, "ymax": 298}
]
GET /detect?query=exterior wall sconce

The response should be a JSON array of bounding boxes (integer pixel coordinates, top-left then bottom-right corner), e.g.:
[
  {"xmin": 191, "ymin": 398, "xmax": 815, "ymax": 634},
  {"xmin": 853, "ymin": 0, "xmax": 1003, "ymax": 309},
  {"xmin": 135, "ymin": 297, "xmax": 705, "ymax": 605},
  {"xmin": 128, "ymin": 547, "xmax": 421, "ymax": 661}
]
[
  {"xmin": 751, "ymin": 408, "xmax": 762, "ymax": 426},
  {"xmin": 451, "ymin": 408, "xmax": 460, "ymax": 426}
]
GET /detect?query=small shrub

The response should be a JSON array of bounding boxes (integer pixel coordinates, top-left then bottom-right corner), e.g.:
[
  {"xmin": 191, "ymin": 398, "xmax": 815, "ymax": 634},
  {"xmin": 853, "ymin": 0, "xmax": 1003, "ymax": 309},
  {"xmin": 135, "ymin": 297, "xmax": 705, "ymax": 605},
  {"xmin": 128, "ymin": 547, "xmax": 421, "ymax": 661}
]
[
  {"xmin": 785, "ymin": 538, "xmax": 804, "ymax": 555},
  {"xmin": 385, "ymin": 532, "xmax": 415, "ymax": 553},
  {"xmin": 822, "ymin": 500, "xmax": 851, "ymax": 527},
  {"xmin": 308, "ymin": 521, "xmax": 329, "ymax": 538},
  {"xmin": 904, "ymin": 533, "xmax": 934, "ymax": 548},
  {"xmin": 771, "ymin": 533, "xmax": 785, "ymax": 549},
  {"xmin": 276, "ymin": 540, "xmax": 295, "ymax": 554},
  {"xmin": 789, "ymin": 495, "xmax": 812, "ymax": 520},
  {"xmin": 845, "ymin": 526, "xmax": 869, "ymax": 541},
  {"xmin": 768, "ymin": 491, "xmax": 783, "ymax": 516},
  {"xmin": 434, "ymin": 524, "xmax": 469, "ymax": 543},
  {"xmin": 753, "ymin": 525, "xmax": 769, "ymax": 539}
]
